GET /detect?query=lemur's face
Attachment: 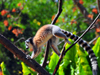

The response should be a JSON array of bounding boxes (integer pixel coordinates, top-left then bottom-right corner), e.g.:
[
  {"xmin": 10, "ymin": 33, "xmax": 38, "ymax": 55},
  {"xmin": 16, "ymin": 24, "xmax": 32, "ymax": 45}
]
[{"xmin": 25, "ymin": 37, "xmax": 33, "ymax": 49}]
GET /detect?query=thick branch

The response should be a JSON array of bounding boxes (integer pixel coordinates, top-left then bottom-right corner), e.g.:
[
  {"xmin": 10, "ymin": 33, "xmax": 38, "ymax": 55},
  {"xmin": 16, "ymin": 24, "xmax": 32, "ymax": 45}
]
[
  {"xmin": 73, "ymin": 0, "xmax": 92, "ymax": 22},
  {"xmin": 0, "ymin": 34, "xmax": 50, "ymax": 75}
]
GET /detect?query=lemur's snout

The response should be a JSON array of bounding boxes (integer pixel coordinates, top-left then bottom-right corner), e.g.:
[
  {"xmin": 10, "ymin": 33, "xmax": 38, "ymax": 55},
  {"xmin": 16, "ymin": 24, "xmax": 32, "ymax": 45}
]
[
  {"xmin": 25, "ymin": 39, "xmax": 30, "ymax": 43},
  {"xmin": 26, "ymin": 45, "xmax": 29, "ymax": 49}
]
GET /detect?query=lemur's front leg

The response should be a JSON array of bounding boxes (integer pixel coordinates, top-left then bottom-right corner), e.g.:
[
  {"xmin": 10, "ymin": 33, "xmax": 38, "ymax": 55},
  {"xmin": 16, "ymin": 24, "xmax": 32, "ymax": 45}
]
[{"xmin": 32, "ymin": 47, "xmax": 42, "ymax": 58}]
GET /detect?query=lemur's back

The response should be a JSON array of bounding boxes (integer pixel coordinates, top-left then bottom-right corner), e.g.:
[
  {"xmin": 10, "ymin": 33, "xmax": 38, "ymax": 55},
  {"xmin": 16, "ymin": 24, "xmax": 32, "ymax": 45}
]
[{"xmin": 33, "ymin": 25, "xmax": 53, "ymax": 47}]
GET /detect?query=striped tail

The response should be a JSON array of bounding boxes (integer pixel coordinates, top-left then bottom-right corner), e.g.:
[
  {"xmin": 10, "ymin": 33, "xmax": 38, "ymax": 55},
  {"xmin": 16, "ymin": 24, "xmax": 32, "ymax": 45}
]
[{"xmin": 61, "ymin": 30, "xmax": 98, "ymax": 75}]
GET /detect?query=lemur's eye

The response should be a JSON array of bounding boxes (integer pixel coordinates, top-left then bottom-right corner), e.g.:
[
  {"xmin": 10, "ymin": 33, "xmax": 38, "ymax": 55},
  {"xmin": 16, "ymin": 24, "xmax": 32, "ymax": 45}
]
[{"xmin": 25, "ymin": 40, "xmax": 30, "ymax": 43}]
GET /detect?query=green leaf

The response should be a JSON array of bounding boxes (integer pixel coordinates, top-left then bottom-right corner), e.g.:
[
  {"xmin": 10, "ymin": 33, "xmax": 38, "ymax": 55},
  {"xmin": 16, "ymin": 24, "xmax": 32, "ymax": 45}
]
[
  {"xmin": 92, "ymin": 37, "xmax": 100, "ymax": 68},
  {"xmin": 77, "ymin": 44, "xmax": 92, "ymax": 75},
  {"xmin": 21, "ymin": 62, "xmax": 36, "ymax": 75},
  {"xmin": 58, "ymin": 65, "xmax": 65, "ymax": 75},
  {"xmin": 15, "ymin": 24, "xmax": 26, "ymax": 29},
  {"xmin": 92, "ymin": 37, "xmax": 100, "ymax": 56},
  {"xmin": 48, "ymin": 52, "xmax": 59, "ymax": 72},
  {"xmin": 78, "ymin": 58, "xmax": 86, "ymax": 75},
  {"xmin": 1, "ymin": 62, "xmax": 11, "ymax": 75},
  {"xmin": 58, "ymin": 39, "xmax": 77, "ymax": 75}
]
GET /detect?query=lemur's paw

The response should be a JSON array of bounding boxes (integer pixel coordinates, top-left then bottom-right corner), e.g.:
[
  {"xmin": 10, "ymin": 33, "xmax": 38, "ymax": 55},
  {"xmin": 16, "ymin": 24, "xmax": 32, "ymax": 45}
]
[
  {"xmin": 65, "ymin": 39, "xmax": 71, "ymax": 44},
  {"xmin": 67, "ymin": 41, "xmax": 71, "ymax": 44},
  {"xmin": 26, "ymin": 55, "xmax": 31, "ymax": 59}
]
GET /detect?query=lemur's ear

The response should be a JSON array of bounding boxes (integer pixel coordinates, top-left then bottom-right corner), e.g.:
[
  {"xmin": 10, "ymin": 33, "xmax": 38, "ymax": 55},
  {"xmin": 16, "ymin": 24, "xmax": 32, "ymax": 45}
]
[{"xmin": 29, "ymin": 37, "xmax": 34, "ymax": 45}]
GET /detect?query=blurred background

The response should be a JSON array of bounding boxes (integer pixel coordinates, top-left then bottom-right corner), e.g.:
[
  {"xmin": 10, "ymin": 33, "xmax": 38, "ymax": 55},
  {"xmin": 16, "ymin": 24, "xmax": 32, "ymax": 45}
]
[{"xmin": 0, "ymin": 0, "xmax": 100, "ymax": 75}]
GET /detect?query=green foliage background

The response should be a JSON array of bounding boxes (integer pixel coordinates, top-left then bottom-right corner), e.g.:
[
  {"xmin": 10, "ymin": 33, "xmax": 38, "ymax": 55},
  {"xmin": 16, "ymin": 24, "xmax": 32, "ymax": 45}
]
[{"xmin": 0, "ymin": 0, "xmax": 100, "ymax": 75}]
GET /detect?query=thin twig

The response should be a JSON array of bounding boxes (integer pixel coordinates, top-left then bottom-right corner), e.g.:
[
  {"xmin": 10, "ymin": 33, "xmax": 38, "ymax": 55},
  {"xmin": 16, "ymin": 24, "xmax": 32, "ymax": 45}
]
[
  {"xmin": 88, "ymin": 36, "xmax": 99, "ymax": 45},
  {"xmin": 14, "ymin": 37, "xmax": 25, "ymax": 44},
  {"xmin": 14, "ymin": 12, "xmax": 22, "ymax": 21},
  {"xmin": 57, "ymin": 40, "xmax": 64, "ymax": 45}
]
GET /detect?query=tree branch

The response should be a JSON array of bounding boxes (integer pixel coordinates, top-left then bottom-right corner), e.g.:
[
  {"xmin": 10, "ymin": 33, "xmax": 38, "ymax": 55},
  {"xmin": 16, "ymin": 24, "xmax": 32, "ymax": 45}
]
[
  {"xmin": 53, "ymin": 44, "xmax": 65, "ymax": 75},
  {"xmin": 51, "ymin": 0, "xmax": 63, "ymax": 24},
  {"xmin": 0, "ymin": 34, "xmax": 50, "ymax": 75},
  {"xmin": 41, "ymin": 0, "xmax": 63, "ymax": 68},
  {"xmin": 41, "ymin": 41, "xmax": 50, "ymax": 68},
  {"xmin": 14, "ymin": 37, "xmax": 25, "ymax": 44},
  {"xmin": 97, "ymin": 0, "xmax": 100, "ymax": 12},
  {"xmin": 73, "ymin": 0, "xmax": 92, "ymax": 23},
  {"xmin": 88, "ymin": 36, "xmax": 99, "ymax": 45}
]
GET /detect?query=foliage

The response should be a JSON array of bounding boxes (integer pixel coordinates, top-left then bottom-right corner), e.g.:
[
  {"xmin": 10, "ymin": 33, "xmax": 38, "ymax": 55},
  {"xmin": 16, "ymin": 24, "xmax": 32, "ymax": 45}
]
[
  {"xmin": 92, "ymin": 37, "xmax": 100, "ymax": 75},
  {"xmin": 0, "ymin": 0, "xmax": 100, "ymax": 75},
  {"xmin": 0, "ymin": 62, "xmax": 11, "ymax": 75},
  {"xmin": 48, "ymin": 52, "xmax": 59, "ymax": 74},
  {"xmin": 21, "ymin": 62, "xmax": 36, "ymax": 75},
  {"xmin": 46, "ymin": 37, "xmax": 100, "ymax": 75}
]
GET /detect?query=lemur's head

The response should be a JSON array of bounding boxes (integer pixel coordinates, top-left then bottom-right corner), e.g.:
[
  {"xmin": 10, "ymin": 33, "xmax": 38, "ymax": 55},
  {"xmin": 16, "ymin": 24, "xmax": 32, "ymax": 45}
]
[{"xmin": 25, "ymin": 37, "xmax": 33, "ymax": 49}]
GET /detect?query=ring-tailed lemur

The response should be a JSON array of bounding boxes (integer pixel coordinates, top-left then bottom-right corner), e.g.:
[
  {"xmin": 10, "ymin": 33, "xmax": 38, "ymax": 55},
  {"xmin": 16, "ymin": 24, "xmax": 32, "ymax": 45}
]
[{"xmin": 25, "ymin": 24, "xmax": 97, "ymax": 75}]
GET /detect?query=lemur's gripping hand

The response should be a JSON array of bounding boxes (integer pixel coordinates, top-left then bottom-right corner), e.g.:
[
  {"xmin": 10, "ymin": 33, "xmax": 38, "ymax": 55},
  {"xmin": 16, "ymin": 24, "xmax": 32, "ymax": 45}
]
[{"xmin": 26, "ymin": 55, "xmax": 31, "ymax": 59}]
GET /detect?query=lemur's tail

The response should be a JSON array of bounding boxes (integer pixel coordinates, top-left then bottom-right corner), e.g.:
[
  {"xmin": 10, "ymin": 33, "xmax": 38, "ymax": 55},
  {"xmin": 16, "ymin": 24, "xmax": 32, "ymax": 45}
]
[{"xmin": 61, "ymin": 30, "xmax": 98, "ymax": 75}]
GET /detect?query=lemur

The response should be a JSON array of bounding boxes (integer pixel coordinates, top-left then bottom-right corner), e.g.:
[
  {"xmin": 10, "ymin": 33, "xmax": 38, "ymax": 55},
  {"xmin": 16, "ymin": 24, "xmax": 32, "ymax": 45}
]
[{"xmin": 25, "ymin": 24, "xmax": 97, "ymax": 75}]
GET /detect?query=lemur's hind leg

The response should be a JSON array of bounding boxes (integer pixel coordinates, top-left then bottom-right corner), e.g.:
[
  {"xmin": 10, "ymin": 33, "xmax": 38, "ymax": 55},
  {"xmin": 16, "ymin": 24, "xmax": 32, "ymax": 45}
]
[
  {"xmin": 50, "ymin": 36, "xmax": 61, "ymax": 56},
  {"xmin": 52, "ymin": 27, "xmax": 71, "ymax": 44}
]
